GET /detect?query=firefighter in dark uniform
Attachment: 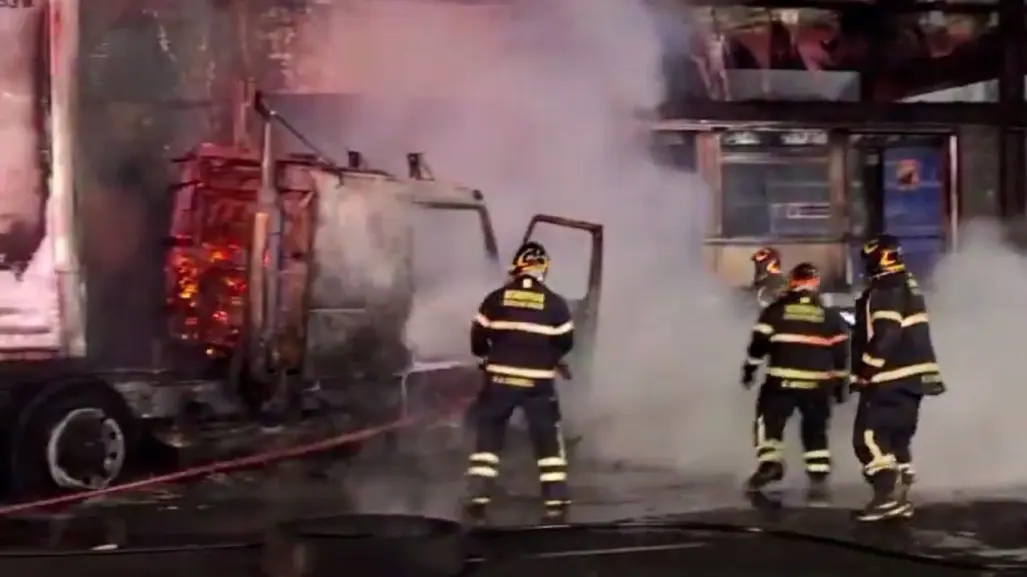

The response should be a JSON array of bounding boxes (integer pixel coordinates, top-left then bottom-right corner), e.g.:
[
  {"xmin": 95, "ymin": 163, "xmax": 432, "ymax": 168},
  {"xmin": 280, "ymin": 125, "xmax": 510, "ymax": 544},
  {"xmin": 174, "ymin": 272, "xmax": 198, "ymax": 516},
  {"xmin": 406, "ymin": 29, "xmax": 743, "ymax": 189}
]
[
  {"xmin": 741, "ymin": 263, "xmax": 849, "ymax": 502},
  {"xmin": 751, "ymin": 247, "xmax": 787, "ymax": 308},
  {"xmin": 851, "ymin": 234, "xmax": 945, "ymax": 522},
  {"xmin": 465, "ymin": 241, "xmax": 574, "ymax": 523}
]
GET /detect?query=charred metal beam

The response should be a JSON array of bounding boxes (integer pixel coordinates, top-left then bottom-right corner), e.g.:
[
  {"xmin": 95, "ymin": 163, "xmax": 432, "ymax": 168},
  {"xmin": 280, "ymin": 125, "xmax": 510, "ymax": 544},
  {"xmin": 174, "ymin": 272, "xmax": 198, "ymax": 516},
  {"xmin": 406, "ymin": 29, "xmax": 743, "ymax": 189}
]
[
  {"xmin": 686, "ymin": 0, "xmax": 996, "ymax": 13},
  {"xmin": 872, "ymin": 32, "xmax": 1000, "ymax": 100},
  {"xmin": 998, "ymin": 0, "xmax": 1025, "ymax": 219},
  {"xmin": 657, "ymin": 99, "xmax": 1017, "ymax": 127},
  {"xmin": 711, "ymin": 14, "xmax": 1002, "ymax": 100}
]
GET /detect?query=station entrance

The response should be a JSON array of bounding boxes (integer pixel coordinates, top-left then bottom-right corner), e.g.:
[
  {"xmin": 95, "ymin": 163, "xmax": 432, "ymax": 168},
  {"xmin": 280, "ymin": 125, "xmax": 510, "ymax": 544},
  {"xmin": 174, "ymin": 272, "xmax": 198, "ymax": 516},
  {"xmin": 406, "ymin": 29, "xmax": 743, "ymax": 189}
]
[{"xmin": 652, "ymin": 125, "xmax": 958, "ymax": 289}]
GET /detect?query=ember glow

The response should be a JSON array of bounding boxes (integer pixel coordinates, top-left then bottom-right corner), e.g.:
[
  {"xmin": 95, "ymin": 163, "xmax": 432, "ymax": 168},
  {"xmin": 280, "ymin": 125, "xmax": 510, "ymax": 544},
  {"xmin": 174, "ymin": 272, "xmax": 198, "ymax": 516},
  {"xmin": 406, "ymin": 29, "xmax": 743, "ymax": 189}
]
[{"xmin": 165, "ymin": 145, "xmax": 257, "ymax": 357}]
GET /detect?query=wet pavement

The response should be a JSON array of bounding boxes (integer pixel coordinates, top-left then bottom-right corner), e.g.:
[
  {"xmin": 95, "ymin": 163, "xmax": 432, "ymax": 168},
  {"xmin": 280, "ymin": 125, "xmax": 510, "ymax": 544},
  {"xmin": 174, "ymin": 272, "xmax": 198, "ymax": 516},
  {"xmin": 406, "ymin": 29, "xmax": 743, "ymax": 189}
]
[{"xmin": 0, "ymin": 429, "xmax": 1026, "ymax": 575}]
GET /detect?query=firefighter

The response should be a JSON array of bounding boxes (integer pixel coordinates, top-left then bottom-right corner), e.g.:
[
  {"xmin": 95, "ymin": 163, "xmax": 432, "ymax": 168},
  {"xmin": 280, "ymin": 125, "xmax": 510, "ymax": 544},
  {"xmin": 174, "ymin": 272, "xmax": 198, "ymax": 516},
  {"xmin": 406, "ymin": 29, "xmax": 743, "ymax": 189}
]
[
  {"xmin": 464, "ymin": 241, "xmax": 574, "ymax": 524},
  {"xmin": 751, "ymin": 247, "xmax": 787, "ymax": 308},
  {"xmin": 741, "ymin": 262, "xmax": 850, "ymax": 503},
  {"xmin": 851, "ymin": 234, "xmax": 945, "ymax": 522}
]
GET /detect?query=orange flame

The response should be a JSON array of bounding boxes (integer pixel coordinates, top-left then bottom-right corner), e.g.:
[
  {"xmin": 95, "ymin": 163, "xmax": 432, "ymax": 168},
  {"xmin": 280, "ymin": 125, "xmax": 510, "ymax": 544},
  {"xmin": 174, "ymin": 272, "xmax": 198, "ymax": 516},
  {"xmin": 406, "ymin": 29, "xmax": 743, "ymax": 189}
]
[{"xmin": 165, "ymin": 146, "xmax": 258, "ymax": 358}]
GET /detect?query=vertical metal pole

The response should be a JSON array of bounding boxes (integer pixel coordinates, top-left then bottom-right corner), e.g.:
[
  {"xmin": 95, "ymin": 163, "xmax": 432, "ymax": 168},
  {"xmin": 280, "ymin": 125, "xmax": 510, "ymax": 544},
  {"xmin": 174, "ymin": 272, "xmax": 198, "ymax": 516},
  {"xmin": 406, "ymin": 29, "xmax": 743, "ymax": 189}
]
[
  {"xmin": 946, "ymin": 132, "xmax": 960, "ymax": 250},
  {"xmin": 828, "ymin": 129, "xmax": 848, "ymax": 286},
  {"xmin": 248, "ymin": 116, "xmax": 273, "ymax": 377},
  {"xmin": 703, "ymin": 131, "xmax": 724, "ymax": 274},
  {"xmin": 263, "ymin": 139, "xmax": 283, "ymax": 372},
  {"xmin": 998, "ymin": 0, "xmax": 1025, "ymax": 220},
  {"xmin": 230, "ymin": 0, "xmax": 254, "ymax": 149},
  {"xmin": 702, "ymin": 131, "xmax": 723, "ymax": 236},
  {"xmin": 48, "ymin": 0, "xmax": 86, "ymax": 357},
  {"xmin": 859, "ymin": 10, "xmax": 881, "ymax": 103}
]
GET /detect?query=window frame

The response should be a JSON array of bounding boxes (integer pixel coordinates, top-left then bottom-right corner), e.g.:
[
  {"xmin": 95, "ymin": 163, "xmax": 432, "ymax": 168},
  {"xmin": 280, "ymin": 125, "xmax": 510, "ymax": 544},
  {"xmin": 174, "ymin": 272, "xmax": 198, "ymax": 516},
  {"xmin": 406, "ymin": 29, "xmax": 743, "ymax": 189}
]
[{"xmin": 718, "ymin": 152, "xmax": 832, "ymax": 240}]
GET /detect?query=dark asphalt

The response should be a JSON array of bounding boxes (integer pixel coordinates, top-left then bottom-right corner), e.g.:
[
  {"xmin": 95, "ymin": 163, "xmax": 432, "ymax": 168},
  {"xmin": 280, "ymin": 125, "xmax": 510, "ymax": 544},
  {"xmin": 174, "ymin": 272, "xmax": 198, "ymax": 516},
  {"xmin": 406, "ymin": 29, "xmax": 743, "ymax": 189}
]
[
  {"xmin": 0, "ymin": 425, "xmax": 1025, "ymax": 575},
  {"xmin": 0, "ymin": 452, "xmax": 1025, "ymax": 562}
]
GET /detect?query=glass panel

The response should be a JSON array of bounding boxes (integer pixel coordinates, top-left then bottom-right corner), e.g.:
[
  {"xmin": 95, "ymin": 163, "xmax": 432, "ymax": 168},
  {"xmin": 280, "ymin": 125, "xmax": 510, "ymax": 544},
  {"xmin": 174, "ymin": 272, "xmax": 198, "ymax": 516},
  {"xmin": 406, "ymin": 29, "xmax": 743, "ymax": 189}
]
[
  {"xmin": 721, "ymin": 161, "xmax": 830, "ymax": 238},
  {"xmin": 721, "ymin": 163, "xmax": 770, "ymax": 237}
]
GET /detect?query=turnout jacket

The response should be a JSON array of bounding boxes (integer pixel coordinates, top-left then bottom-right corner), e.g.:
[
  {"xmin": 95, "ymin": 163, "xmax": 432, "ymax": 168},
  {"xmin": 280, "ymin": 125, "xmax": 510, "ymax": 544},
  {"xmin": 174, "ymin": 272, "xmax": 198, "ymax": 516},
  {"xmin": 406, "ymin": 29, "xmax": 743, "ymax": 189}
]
[
  {"xmin": 853, "ymin": 271, "xmax": 941, "ymax": 390},
  {"xmin": 745, "ymin": 290, "xmax": 850, "ymax": 387},
  {"xmin": 471, "ymin": 274, "xmax": 574, "ymax": 386}
]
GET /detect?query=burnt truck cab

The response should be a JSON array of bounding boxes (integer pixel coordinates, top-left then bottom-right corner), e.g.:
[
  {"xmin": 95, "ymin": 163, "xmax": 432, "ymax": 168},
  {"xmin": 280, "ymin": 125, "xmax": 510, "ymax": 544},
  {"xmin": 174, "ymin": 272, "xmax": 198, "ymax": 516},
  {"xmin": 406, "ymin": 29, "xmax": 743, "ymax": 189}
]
[
  {"xmin": 163, "ymin": 146, "xmax": 494, "ymax": 402},
  {"xmin": 165, "ymin": 140, "xmax": 603, "ymax": 413},
  {"xmin": 0, "ymin": 97, "xmax": 605, "ymax": 501}
]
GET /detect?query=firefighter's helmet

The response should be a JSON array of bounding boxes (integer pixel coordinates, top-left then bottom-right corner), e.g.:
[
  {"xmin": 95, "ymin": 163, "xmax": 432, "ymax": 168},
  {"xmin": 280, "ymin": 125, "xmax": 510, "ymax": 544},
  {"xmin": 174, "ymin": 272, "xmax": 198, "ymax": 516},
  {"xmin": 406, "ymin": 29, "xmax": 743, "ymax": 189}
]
[
  {"xmin": 509, "ymin": 241, "xmax": 550, "ymax": 279},
  {"xmin": 751, "ymin": 246, "xmax": 782, "ymax": 285},
  {"xmin": 861, "ymin": 234, "xmax": 905, "ymax": 277},
  {"xmin": 788, "ymin": 262, "xmax": 821, "ymax": 292}
]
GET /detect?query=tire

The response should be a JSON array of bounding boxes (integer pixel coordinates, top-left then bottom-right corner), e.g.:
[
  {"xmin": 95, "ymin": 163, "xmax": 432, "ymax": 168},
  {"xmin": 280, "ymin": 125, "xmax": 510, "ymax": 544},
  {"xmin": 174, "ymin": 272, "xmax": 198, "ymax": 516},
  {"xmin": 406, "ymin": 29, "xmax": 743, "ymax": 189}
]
[{"xmin": 9, "ymin": 379, "xmax": 136, "ymax": 500}]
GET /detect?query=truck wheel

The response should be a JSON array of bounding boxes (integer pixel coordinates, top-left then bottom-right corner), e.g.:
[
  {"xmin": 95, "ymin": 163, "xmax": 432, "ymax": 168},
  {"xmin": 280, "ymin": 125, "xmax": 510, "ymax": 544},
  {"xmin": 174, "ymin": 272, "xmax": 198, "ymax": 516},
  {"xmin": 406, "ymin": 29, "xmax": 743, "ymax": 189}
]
[{"xmin": 10, "ymin": 381, "xmax": 135, "ymax": 498}]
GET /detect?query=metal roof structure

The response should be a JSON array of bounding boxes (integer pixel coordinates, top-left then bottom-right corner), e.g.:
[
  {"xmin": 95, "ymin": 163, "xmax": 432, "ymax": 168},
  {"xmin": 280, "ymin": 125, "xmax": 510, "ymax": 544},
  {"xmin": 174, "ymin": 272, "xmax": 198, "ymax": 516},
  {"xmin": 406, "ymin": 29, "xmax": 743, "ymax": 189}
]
[
  {"xmin": 665, "ymin": 0, "xmax": 1020, "ymax": 103},
  {"xmin": 659, "ymin": 0, "xmax": 1025, "ymax": 217}
]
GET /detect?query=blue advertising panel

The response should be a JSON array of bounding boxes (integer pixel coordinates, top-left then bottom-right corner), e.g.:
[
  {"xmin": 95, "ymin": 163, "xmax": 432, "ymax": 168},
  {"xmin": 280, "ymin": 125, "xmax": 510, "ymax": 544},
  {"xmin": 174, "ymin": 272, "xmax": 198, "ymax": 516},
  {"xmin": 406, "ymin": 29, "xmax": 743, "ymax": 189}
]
[
  {"xmin": 883, "ymin": 147, "xmax": 944, "ymax": 235},
  {"xmin": 881, "ymin": 147, "xmax": 945, "ymax": 279}
]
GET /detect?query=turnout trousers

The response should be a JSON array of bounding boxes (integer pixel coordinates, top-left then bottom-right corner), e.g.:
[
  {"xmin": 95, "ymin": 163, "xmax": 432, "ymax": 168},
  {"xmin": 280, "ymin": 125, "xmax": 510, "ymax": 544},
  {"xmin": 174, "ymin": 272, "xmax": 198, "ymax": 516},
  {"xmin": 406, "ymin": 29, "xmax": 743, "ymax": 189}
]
[
  {"xmin": 466, "ymin": 375, "xmax": 568, "ymax": 508},
  {"xmin": 852, "ymin": 385, "xmax": 921, "ymax": 482},
  {"xmin": 754, "ymin": 378, "xmax": 832, "ymax": 477}
]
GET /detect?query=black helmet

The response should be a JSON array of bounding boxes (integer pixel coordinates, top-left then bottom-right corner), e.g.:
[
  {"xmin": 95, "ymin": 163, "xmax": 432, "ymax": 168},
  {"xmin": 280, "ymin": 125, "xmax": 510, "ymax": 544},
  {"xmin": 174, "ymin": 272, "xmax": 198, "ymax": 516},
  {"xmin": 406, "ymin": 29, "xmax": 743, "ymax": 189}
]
[
  {"xmin": 509, "ymin": 241, "xmax": 550, "ymax": 278},
  {"xmin": 861, "ymin": 234, "xmax": 905, "ymax": 277},
  {"xmin": 788, "ymin": 262, "xmax": 821, "ymax": 292},
  {"xmin": 751, "ymin": 246, "xmax": 782, "ymax": 285}
]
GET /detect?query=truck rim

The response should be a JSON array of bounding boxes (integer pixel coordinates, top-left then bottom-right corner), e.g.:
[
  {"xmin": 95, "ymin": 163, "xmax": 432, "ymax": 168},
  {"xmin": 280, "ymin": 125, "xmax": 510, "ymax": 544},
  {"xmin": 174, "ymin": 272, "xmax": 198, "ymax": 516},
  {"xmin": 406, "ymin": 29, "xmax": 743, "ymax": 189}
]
[{"xmin": 45, "ymin": 407, "xmax": 126, "ymax": 490}]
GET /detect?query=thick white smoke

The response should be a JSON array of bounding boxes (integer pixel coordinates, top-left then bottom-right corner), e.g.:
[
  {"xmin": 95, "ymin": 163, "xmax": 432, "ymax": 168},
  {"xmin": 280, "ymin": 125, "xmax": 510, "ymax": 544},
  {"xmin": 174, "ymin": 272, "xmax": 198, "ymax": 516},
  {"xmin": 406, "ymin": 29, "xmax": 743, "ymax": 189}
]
[
  {"xmin": 914, "ymin": 221, "xmax": 1027, "ymax": 495},
  {"xmin": 291, "ymin": 0, "xmax": 759, "ymax": 493},
  {"xmin": 0, "ymin": 5, "xmax": 60, "ymax": 348},
  {"xmin": 288, "ymin": 0, "xmax": 1027, "ymax": 514}
]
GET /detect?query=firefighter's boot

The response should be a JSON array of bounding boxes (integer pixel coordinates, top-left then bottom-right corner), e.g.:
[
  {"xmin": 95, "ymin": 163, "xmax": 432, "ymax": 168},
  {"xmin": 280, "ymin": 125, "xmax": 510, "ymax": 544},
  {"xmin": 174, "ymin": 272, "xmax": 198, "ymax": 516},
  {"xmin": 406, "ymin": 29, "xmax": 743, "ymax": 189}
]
[
  {"xmin": 805, "ymin": 473, "xmax": 831, "ymax": 505},
  {"xmin": 541, "ymin": 501, "xmax": 569, "ymax": 525},
  {"xmin": 745, "ymin": 461, "xmax": 784, "ymax": 494},
  {"xmin": 463, "ymin": 498, "xmax": 490, "ymax": 527},
  {"xmin": 895, "ymin": 467, "xmax": 915, "ymax": 518},
  {"xmin": 854, "ymin": 470, "xmax": 908, "ymax": 522}
]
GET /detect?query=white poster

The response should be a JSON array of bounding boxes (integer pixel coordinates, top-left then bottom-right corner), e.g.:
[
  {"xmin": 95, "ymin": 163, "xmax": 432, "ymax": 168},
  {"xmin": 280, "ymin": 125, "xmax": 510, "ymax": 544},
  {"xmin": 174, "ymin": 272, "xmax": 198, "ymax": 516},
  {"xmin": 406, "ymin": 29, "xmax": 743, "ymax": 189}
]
[{"xmin": 0, "ymin": 1, "xmax": 61, "ymax": 351}]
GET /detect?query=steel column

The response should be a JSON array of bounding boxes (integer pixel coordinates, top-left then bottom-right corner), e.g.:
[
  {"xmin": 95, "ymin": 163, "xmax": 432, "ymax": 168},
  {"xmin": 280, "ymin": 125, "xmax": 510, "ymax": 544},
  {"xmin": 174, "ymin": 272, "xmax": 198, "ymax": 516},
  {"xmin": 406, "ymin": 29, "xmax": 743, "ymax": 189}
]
[
  {"xmin": 828, "ymin": 130, "xmax": 849, "ymax": 283},
  {"xmin": 998, "ymin": 0, "xmax": 1026, "ymax": 219},
  {"xmin": 946, "ymin": 133, "xmax": 961, "ymax": 248},
  {"xmin": 48, "ymin": 0, "xmax": 86, "ymax": 357}
]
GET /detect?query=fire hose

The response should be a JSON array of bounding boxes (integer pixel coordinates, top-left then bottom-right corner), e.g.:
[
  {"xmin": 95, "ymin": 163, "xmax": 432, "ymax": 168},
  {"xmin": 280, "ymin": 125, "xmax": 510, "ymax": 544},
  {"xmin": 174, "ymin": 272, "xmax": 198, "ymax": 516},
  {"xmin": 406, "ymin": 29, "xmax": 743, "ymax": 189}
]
[{"xmin": 0, "ymin": 394, "xmax": 476, "ymax": 517}]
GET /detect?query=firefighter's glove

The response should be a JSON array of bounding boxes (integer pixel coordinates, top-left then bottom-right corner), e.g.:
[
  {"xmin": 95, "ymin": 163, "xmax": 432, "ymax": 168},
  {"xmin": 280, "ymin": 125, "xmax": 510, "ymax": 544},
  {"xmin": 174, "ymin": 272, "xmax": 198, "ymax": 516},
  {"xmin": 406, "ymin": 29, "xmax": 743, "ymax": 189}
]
[
  {"xmin": 556, "ymin": 362, "xmax": 573, "ymax": 380},
  {"xmin": 854, "ymin": 362, "xmax": 877, "ymax": 386},
  {"xmin": 849, "ymin": 374, "xmax": 867, "ymax": 393},
  {"xmin": 741, "ymin": 364, "xmax": 757, "ymax": 389},
  {"xmin": 831, "ymin": 378, "xmax": 849, "ymax": 404},
  {"xmin": 922, "ymin": 376, "xmax": 947, "ymax": 396}
]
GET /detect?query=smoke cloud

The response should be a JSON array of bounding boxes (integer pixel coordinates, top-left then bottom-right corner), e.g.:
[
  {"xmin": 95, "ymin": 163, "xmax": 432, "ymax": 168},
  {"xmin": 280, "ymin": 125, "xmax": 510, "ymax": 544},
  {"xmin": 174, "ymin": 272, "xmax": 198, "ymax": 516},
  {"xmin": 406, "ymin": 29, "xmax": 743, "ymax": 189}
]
[
  {"xmin": 289, "ymin": 0, "xmax": 761, "ymax": 505},
  {"xmin": 913, "ymin": 221, "xmax": 1027, "ymax": 496},
  {"xmin": 0, "ymin": 6, "xmax": 61, "ymax": 349},
  {"xmin": 291, "ymin": 0, "xmax": 1027, "ymax": 515}
]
